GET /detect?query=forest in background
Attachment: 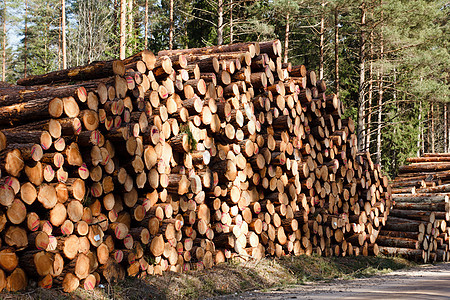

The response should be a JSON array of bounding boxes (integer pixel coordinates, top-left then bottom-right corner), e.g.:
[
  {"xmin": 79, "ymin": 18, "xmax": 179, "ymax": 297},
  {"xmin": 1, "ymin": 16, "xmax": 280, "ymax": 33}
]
[{"xmin": 0, "ymin": 0, "xmax": 448, "ymax": 177}]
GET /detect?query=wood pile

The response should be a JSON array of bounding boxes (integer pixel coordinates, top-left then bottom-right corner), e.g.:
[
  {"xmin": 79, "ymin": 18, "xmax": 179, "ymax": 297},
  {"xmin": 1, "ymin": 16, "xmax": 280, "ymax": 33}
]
[
  {"xmin": 381, "ymin": 153, "xmax": 450, "ymax": 263},
  {"xmin": 0, "ymin": 40, "xmax": 391, "ymax": 292}
]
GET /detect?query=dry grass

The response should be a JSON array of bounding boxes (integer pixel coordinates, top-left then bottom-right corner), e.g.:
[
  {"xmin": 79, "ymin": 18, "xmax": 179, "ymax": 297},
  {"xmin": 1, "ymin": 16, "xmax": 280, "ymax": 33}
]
[{"xmin": 0, "ymin": 254, "xmax": 416, "ymax": 300}]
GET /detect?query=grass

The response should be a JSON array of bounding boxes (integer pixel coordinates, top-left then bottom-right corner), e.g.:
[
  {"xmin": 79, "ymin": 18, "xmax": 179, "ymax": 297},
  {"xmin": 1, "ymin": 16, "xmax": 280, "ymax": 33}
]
[{"xmin": 0, "ymin": 254, "xmax": 416, "ymax": 300}]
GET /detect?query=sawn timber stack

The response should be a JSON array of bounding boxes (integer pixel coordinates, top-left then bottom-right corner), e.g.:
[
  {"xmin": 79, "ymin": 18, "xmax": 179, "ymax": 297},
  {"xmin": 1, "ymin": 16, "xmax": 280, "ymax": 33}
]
[{"xmin": 0, "ymin": 40, "xmax": 391, "ymax": 292}]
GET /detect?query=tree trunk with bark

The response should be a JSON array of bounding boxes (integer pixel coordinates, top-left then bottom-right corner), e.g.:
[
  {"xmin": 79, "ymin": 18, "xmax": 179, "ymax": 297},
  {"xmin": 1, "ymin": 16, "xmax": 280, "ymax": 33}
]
[
  {"xmin": 217, "ymin": 0, "xmax": 224, "ymax": 46},
  {"xmin": 284, "ymin": 11, "xmax": 290, "ymax": 64},
  {"xmin": 229, "ymin": 0, "xmax": 234, "ymax": 44},
  {"xmin": 334, "ymin": 6, "xmax": 339, "ymax": 97},
  {"xmin": 120, "ymin": 0, "xmax": 126, "ymax": 59},
  {"xmin": 169, "ymin": 0, "xmax": 174, "ymax": 50},
  {"xmin": 144, "ymin": 0, "xmax": 148, "ymax": 49},
  {"xmin": 376, "ymin": 6, "xmax": 384, "ymax": 164},
  {"xmin": 2, "ymin": 3, "xmax": 6, "ymax": 81},
  {"xmin": 431, "ymin": 102, "xmax": 435, "ymax": 153},
  {"xmin": 319, "ymin": 0, "xmax": 325, "ymax": 80},
  {"xmin": 24, "ymin": 0, "xmax": 28, "ymax": 77},
  {"xmin": 128, "ymin": 0, "xmax": 134, "ymax": 53},
  {"xmin": 61, "ymin": 0, "xmax": 67, "ymax": 69},
  {"xmin": 357, "ymin": 3, "xmax": 366, "ymax": 151}
]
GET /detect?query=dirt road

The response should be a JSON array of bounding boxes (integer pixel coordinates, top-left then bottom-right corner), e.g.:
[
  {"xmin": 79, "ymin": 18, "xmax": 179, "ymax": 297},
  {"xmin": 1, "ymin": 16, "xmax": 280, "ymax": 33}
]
[{"xmin": 213, "ymin": 263, "xmax": 450, "ymax": 299}]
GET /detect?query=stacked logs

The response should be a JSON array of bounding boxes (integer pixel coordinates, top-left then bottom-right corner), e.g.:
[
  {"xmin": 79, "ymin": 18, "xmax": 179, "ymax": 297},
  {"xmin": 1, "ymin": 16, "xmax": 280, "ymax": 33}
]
[
  {"xmin": 0, "ymin": 40, "xmax": 391, "ymax": 292},
  {"xmin": 380, "ymin": 153, "xmax": 450, "ymax": 263}
]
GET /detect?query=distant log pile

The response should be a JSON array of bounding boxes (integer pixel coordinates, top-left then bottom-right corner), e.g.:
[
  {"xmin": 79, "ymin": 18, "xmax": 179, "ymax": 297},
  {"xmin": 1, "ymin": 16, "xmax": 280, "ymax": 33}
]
[
  {"xmin": 381, "ymin": 153, "xmax": 450, "ymax": 263},
  {"xmin": 0, "ymin": 40, "xmax": 390, "ymax": 292}
]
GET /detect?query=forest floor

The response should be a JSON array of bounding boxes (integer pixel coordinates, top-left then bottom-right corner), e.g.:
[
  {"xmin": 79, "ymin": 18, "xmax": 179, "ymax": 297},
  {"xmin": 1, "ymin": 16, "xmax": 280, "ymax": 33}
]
[{"xmin": 0, "ymin": 254, "xmax": 423, "ymax": 300}]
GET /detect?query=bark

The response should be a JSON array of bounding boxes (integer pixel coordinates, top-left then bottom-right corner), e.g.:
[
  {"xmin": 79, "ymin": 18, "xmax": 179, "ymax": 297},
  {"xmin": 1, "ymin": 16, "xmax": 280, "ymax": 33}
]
[
  {"xmin": 169, "ymin": 0, "xmax": 174, "ymax": 50},
  {"xmin": 334, "ymin": 6, "xmax": 339, "ymax": 97},
  {"xmin": 120, "ymin": 0, "xmax": 126, "ymax": 59},
  {"xmin": 2, "ymin": 2, "xmax": 5, "ymax": 81},
  {"xmin": 418, "ymin": 100, "xmax": 424, "ymax": 156},
  {"xmin": 284, "ymin": 11, "xmax": 290, "ymax": 64},
  {"xmin": 144, "ymin": 0, "xmax": 148, "ymax": 49},
  {"xmin": 217, "ymin": 0, "xmax": 223, "ymax": 46},
  {"xmin": 445, "ymin": 103, "xmax": 448, "ymax": 152},
  {"xmin": 229, "ymin": 0, "xmax": 233, "ymax": 43},
  {"xmin": 128, "ymin": 0, "xmax": 133, "ymax": 52},
  {"xmin": 431, "ymin": 102, "xmax": 435, "ymax": 153},
  {"xmin": 376, "ymin": 6, "xmax": 383, "ymax": 164},
  {"xmin": 319, "ymin": 0, "xmax": 325, "ymax": 79},
  {"xmin": 357, "ymin": 3, "xmax": 366, "ymax": 151},
  {"xmin": 366, "ymin": 31, "xmax": 374, "ymax": 151},
  {"xmin": 24, "ymin": 0, "xmax": 28, "ymax": 77},
  {"xmin": 61, "ymin": 0, "xmax": 67, "ymax": 69},
  {"xmin": 16, "ymin": 60, "xmax": 123, "ymax": 86}
]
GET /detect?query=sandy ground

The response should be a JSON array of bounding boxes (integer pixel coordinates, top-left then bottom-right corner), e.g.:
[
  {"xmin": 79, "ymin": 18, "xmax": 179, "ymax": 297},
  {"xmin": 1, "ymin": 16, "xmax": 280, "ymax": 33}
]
[{"xmin": 211, "ymin": 263, "xmax": 450, "ymax": 300}]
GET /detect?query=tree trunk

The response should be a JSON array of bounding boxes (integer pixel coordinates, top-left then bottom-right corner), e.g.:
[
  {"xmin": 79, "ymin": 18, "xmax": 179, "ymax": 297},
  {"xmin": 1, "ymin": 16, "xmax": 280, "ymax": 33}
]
[
  {"xmin": 417, "ymin": 100, "xmax": 422, "ymax": 157},
  {"xmin": 184, "ymin": 17, "xmax": 188, "ymax": 49},
  {"xmin": 427, "ymin": 103, "xmax": 430, "ymax": 152},
  {"xmin": 24, "ymin": 0, "xmax": 28, "ymax": 77},
  {"xmin": 376, "ymin": 5, "xmax": 384, "ymax": 164},
  {"xmin": 334, "ymin": 6, "xmax": 339, "ymax": 97},
  {"xmin": 366, "ymin": 31, "xmax": 374, "ymax": 152},
  {"xmin": 447, "ymin": 104, "xmax": 450, "ymax": 152},
  {"xmin": 431, "ymin": 102, "xmax": 435, "ymax": 153},
  {"xmin": 169, "ymin": 0, "xmax": 174, "ymax": 50},
  {"xmin": 217, "ymin": 0, "xmax": 223, "ymax": 46},
  {"xmin": 120, "ymin": 0, "xmax": 126, "ymax": 59},
  {"xmin": 445, "ymin": 103, "xmax": 448, "ymax": 152},
  {"xmin": 2, "ymin": 2, "xmax": 6, "ymax": 81},
  {"xmin": 357, "ymin": 3, "xmax": 366, "ymax": 151},
  {"xmin": 128, "ymin": 0, "xmax": 133, "ymax": 53},
  {"xmin": 284, "ymin": 11, "xmax": 290, "ymax": 64},
  {"xmin": 61, "ymin": 0, "xmax": 67, "ymax": 69},
  {"xmin": 144, "ymin": 0, "xmax": 148, "ymax": 49},
  {"xmin": 229, "ymin": 0, "xmax": 233, "ymax": 44},
  {"xmin": 319, "ymin": 0, "xmax": 325, "ymax": 79}
]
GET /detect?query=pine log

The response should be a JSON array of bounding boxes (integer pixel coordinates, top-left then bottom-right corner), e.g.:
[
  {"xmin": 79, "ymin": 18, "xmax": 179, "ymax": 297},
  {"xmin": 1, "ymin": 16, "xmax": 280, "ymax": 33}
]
[{"xmin": 17, "ymin": 60, "xmax": 125, "ymax": 86}]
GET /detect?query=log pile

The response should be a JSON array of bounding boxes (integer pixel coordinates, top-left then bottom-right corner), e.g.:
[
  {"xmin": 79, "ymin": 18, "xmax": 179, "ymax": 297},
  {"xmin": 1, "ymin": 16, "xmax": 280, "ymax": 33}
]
[
  {"xmin": 380, "ymin": 153, "xmax": 450, "ymax": 263},
  {"xmin": 0, "ymin": 40, "xmax": 391, "ymax": 292}
]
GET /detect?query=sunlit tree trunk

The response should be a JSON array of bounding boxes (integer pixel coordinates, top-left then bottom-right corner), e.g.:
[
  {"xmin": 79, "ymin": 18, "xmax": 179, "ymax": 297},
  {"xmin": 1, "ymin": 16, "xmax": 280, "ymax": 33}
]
[
  {"xmin": 319, "ymin": 0, "xmax": 325, "ymax": 79},
  {"xmin": 62, "ymin": 0, "xmax": 67, "ymax": 69},
  {"xmin": 217, "ymin": 0, "xmax": 223, "ymax": 45},
  {"xmin": 431, "ymin": 102, "xmax": 435, "ymax": 153},
  {"xmin": 144, "ymin": 0, "xmax": 148, "ymax": 49},
  {"xmin": 376, "ymin": 3, "xmax": 384, "ymax": 164},
  {"xmin": 417, "ymin": 101, "xmax": 422, "ymax": 157},
  {"xmin": 24, "ymin": 0, "xmax": 28, "ymax": 77},
  {"xmin": 128, "ymin": 0, "xmax": 133, "ymax": 52},
  {"xmin": 284, "ymin": 11, "xmax": 290, "ymax": 63},
  {"xmin": 169, "ymin": 0, "xmax": 173, "ymax": 49},
  {"xmin": 445, "ymin": 103, "xmax": 448, "ymax": 152},
  {"xmin": 120, "ymin": 0, "xmax": 126, "ymax": 59},
  {"xmin": 357, "ymin": 2, "xmax": 366, "ymax": 151},
  {"xmin": 366, "ymin": 30, "xmax": 374, "ymax": 151},
  {"xmin": 2, "ymin": 2, "xmax": 6, "ymax": 81},
  {"xmin": 334, "ymin": 6, "xmax": 339, "ymax": 97},
  {"xmin": 229, "ymin": 0, "xmax": 234, "ymax": 43}
]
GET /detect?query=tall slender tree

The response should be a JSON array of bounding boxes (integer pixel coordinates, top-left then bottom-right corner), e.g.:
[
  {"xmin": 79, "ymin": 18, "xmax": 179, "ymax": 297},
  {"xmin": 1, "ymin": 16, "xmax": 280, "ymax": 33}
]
[
  {"xmin": 144, "ymin": 0, "xmax": 148, "ymax": 49},
  {"xmin": 333, "ymin": 4, "xmax": 339, "ymax": 97},
  {"xmin": 357, "ymin": 1, "xmax": 367, "ymax": 151},
  {"xmin": 169, "ymin": 0, "xmax": 174, "ymax": 49},
  {"xmin": 2, "ymin": 1, "xmax": 6, "ymax": 81},
  {"xmin": 120, "ymin": 0, "xmax": 126, "ymax": 59},
  {"xmin": 61, "ymin": 0, "xmax": 66, "ymax": 69},
  {"xmin": 24, "ymin": 0, "xmax": 28, "ymax": 77},
  {"xmin": 319, "ymin": 0, "xmax": 326, "ymax": 79}
]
